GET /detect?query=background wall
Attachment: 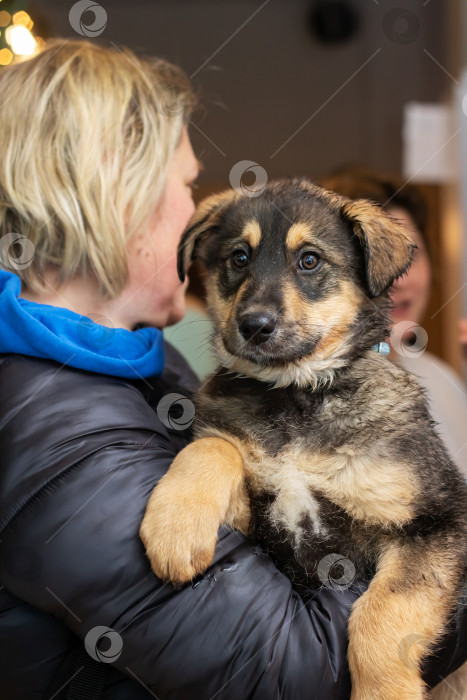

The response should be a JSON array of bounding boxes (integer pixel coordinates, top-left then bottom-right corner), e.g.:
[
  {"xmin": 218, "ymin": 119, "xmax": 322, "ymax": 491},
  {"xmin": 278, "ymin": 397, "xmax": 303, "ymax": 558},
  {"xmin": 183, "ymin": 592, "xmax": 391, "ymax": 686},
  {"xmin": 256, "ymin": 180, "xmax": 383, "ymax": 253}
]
[{"xmin": 31, "ymin": 0, "xmax": 448, "ymax": 187}]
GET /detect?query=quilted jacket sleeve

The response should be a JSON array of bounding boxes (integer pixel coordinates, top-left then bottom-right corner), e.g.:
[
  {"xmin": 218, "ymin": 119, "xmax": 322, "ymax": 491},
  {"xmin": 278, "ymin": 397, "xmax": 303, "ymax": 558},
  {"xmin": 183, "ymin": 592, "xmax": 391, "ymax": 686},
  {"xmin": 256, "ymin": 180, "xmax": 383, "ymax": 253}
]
[{"xmin": 0, "ymin": 352, "xmax": 465, "ymax": 700}]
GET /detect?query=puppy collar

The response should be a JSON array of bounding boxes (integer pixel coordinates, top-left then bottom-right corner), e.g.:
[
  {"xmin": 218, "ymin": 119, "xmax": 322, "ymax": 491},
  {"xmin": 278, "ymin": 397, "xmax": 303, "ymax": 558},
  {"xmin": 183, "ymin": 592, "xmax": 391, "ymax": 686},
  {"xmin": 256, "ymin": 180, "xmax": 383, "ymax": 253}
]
[{"xmin": 371, "ymin": 342, "xmax": 390, "ymax": 355}]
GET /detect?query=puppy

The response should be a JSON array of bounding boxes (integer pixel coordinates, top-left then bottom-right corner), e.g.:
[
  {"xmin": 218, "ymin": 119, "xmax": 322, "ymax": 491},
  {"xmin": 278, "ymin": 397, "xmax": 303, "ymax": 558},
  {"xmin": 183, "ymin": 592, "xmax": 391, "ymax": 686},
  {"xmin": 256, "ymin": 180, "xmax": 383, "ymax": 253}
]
[{"xmin": 140, "ymin": 179, "xmax": 467, "ymax": 700}]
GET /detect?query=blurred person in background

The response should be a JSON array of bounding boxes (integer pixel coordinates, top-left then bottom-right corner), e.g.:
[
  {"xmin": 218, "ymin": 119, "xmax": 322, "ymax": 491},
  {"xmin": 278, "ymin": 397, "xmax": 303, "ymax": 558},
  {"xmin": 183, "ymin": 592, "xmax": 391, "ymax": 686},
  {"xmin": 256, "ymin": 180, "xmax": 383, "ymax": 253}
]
[{"xmin": 321, "ymin": 166, "xmax": 467, "ymax": 478}]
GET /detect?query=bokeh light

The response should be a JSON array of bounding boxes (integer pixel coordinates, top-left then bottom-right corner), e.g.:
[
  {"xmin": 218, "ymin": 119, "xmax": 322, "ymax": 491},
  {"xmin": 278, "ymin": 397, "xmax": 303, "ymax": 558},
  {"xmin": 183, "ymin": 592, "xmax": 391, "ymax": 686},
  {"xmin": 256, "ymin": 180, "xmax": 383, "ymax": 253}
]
[
  {"xmin": 13, "ymin": 11, "xmax": 33, "ymax": 30},
  {"xmin": 0, "ymin": 11, "xmax": 11, "ymax": 27},
  {"xmin": 5, "ymin": 24, "xmax": 36, "ymax": 55},
  {"xmin": 0, "ymin": 6, "xmax": 42, "ymax": 61},
  {"xmin": 0, "ymin": 46, "xmax": 12, "ymax": 65}
]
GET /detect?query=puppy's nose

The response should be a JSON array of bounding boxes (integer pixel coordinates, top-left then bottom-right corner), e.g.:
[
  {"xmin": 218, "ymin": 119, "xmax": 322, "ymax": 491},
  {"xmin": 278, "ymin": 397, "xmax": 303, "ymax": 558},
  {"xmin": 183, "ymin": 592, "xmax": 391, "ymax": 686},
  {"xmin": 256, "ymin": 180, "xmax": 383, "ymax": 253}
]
[{"xmin": 238, "ymin": 312, "xmax": 276, "ymax": 344}]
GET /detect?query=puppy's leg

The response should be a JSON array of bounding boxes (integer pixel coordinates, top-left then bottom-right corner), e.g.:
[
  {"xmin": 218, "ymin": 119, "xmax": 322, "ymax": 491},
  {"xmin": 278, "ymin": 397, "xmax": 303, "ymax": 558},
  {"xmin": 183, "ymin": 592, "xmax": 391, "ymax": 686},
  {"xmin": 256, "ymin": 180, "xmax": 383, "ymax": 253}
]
[
  {"xmin": 140, "ymin": 437, "xmax": 249, "ymax": 585},
  {"xmin": 430, "ymin": 662, "xmax": 467, "ymax": 700},
  {"xmin": 348, "ymin": 543, "xmax": 460, "ymax": 700}
]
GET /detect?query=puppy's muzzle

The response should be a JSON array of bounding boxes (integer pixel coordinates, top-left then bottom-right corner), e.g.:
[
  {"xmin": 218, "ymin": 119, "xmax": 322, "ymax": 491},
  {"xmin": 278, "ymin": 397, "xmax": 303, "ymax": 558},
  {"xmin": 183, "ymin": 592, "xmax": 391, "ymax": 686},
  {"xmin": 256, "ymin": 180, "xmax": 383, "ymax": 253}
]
[{"xmin": 238, "ymin": 312, "xmax": 277, "ymax": 346}]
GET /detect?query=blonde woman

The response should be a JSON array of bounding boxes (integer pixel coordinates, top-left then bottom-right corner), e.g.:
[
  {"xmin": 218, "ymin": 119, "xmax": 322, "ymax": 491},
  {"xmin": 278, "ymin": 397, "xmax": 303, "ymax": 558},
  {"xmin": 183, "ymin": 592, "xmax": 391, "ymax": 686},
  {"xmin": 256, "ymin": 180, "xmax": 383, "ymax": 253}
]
[{"xmin": 0, "ymin": 41, "xmax": 464, "ymax": 699}]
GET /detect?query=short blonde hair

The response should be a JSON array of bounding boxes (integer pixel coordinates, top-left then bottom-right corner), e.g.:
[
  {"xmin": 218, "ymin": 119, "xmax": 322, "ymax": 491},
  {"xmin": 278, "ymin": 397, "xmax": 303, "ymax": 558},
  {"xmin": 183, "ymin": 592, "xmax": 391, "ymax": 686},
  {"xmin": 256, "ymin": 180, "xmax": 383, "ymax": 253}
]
[{"xmin": 0, "ymin": 39, "xmax": 196, "ymax": 297}]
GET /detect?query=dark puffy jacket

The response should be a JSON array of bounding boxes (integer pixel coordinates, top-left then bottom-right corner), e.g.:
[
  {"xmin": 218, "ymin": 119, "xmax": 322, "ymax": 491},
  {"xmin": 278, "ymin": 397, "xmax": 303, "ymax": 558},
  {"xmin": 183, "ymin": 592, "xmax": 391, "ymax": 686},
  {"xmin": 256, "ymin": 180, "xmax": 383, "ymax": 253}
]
[{"xmin": 0, "ymin": 344, "xmax": 465, "ymax": 699}]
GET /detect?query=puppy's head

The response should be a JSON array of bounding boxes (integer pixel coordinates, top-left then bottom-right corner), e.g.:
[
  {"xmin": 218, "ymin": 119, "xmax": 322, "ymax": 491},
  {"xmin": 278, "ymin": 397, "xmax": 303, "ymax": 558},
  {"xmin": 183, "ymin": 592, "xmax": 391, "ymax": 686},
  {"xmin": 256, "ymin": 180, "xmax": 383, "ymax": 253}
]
[{"xmin": 178, "ymin": 179, "xmax": 414, "ymax": 388}]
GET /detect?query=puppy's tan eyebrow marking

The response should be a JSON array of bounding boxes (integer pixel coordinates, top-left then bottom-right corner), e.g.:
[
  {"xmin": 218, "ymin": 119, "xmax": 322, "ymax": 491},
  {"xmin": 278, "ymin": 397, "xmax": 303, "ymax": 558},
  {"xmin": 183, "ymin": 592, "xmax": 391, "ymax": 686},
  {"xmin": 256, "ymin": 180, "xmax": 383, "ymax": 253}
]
[
  {"xmin": 241, "ymin": 219, "xmax": 262, "ymax": 249},
  {"xmin": 285, "ymin": 222, "xmax": 313, "ymax": 250}
]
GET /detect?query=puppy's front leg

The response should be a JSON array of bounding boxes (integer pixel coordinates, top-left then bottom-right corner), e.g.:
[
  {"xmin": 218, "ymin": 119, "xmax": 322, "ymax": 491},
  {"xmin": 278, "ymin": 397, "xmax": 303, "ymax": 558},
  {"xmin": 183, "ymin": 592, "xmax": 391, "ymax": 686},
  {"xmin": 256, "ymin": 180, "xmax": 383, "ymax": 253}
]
[
  {"xmin": 140, "ymin": 437, "xmax": 249, "ymax": 585},
  {"xmin": 348, "ymin": 543, "xmax": 459, "ymax": 700}
]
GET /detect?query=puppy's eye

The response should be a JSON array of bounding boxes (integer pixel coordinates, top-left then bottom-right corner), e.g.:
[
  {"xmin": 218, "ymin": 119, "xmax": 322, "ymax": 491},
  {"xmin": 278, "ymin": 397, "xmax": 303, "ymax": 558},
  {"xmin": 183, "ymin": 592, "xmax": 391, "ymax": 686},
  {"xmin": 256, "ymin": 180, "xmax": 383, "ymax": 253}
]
[
  {"xmin": 231, "ymin": 250, "xmax": 249, "ymax": 269},
  {"xmin": 299, "ymin": 252, "xmax": 320, "ymax": 271}
]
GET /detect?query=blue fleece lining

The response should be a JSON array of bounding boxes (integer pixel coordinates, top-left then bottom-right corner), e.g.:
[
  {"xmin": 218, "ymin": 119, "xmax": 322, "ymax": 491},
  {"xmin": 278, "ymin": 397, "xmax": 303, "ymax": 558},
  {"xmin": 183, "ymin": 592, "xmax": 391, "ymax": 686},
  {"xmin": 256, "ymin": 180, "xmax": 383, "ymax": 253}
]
[{"xmin": 0, "ymin": 269, "xmax": 165, "ymax": 378}]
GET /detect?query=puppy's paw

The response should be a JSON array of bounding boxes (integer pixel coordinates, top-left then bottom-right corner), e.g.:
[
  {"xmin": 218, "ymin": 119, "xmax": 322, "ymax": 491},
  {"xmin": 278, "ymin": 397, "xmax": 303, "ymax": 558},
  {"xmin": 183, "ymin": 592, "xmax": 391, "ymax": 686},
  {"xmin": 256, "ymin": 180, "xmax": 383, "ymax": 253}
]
[
  {"xmin": 140, "ymin": 437, "xmax": 246, "ymax": 585},
  {"xmin": 140, "ymin": 480, "xmax": 222, "ymax": 585}
]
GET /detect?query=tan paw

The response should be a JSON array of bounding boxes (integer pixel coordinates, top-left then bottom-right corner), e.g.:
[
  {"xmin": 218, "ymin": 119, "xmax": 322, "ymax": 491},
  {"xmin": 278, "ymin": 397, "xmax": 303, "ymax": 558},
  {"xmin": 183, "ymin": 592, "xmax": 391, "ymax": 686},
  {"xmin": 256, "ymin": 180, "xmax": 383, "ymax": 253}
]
[{"xmin": 140, "ymin": 481, "xmax": 222, "ymax": 585}]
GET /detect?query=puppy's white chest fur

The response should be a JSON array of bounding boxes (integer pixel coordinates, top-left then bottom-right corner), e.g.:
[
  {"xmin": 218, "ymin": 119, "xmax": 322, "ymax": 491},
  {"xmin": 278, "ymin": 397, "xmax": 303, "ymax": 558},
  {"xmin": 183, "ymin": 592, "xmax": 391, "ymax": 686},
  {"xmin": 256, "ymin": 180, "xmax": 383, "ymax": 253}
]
[
  {"xmin": 240, "ymin": 444, "xmax": 323, "ymax": 541},
  {"xmin": 242, "ymin": 440, "xmax": 416, "ymax": 537}
]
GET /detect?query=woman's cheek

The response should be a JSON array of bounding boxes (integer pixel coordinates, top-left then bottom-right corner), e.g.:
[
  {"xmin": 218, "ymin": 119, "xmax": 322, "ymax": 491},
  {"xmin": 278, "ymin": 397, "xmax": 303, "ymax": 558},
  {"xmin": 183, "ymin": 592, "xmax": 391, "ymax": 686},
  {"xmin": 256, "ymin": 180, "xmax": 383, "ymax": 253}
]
[
  {"xmin": 412, "ymin": 257, "xmax": 432, "ymax": 320},
  {"xmin": 417, "ymin": 257, "xmax": 431, "ymax": 297}
]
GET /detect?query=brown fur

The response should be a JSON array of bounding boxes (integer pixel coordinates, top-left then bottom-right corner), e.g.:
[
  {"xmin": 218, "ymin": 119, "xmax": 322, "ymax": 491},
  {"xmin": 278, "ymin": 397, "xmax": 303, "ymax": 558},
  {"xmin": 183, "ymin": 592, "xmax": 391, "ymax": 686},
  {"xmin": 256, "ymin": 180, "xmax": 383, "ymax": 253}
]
[
  {"xmin": 343, "ymin": 199, "xmax": 416, "ymax": 297},
  {"xmin": 285, "ymin": 221, "xmax": 313, "ymax": 250},
  {"xmin": 177, "ymin": 188, "xmax": 238, "ymax": 282},
  {"xmin": 242, "ymin": 218, "xmax": 262, "ymax": 249}
]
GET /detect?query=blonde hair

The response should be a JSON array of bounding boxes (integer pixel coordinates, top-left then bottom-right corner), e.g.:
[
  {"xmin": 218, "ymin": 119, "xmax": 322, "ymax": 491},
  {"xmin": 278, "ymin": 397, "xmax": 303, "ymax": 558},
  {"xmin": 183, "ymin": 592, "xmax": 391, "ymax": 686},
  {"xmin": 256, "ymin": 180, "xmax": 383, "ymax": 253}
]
[{"xmin": 0, "ymin": 39, "xmax": 196, "ymax": 297}]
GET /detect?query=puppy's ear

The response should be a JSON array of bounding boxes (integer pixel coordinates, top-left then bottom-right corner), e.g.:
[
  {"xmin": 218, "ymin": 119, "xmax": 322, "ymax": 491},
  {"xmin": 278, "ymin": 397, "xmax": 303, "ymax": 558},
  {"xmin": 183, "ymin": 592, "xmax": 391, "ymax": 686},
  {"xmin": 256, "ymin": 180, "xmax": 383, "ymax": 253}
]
[
  {"xmin": 177, "ymin": 189, "xmax": 238, "ymax": 282},
  {"xmin": 341, "ymin": 199, "xmax": 415, "ymax": 298}
]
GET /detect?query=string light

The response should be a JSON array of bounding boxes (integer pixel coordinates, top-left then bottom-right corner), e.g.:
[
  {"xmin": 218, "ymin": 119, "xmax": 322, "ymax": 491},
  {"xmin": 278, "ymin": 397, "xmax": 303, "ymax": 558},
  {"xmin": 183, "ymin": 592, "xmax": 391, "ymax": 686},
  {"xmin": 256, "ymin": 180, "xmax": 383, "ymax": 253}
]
[
  {"xmin": 6, "ymin": 23, "xmax": 35, "ymax": 55},
  {"xmin": 0, "ymin": 11, "xmax": 11, "ymax": 27},
  {"xmin": 12, "ymin": 10, "xmax": 33, "ymax": 29},
  {"xmin": 0, "ymin": 46, "xmax": 12, "ymax": 65},
  {"xmin": 0, "ymin": 2, "xmax": 43, "ymax": 65}
]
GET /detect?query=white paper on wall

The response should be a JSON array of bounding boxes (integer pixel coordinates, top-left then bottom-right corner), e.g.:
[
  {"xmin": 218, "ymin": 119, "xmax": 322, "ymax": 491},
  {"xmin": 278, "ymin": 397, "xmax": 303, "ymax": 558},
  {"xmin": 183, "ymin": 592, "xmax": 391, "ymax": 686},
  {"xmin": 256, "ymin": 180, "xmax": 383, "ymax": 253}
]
[{"xmin": 402, "ymin": 101, "xmax": 457, "ymax": 183}]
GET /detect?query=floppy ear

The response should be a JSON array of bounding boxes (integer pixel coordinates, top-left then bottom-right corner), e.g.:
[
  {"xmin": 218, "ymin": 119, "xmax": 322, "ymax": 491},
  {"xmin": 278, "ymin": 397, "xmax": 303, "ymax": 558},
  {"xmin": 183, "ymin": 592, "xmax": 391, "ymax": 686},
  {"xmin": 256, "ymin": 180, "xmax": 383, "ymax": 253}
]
[
  {"xmin": 341, "ymin": 199, "xmax": 415, "ymax": 298},
  {"xmin": 177, "ymin": 189, "xmax": 238, "ymax": 282}
]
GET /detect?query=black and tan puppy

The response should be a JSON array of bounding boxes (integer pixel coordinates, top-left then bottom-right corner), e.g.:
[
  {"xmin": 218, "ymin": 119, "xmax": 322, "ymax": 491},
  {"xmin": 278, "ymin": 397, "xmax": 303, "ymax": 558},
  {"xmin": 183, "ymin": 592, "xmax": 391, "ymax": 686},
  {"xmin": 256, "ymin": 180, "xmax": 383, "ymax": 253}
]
[{"xmin": 140, "ymin": 179, "xmax": 467, "ymax": 700}]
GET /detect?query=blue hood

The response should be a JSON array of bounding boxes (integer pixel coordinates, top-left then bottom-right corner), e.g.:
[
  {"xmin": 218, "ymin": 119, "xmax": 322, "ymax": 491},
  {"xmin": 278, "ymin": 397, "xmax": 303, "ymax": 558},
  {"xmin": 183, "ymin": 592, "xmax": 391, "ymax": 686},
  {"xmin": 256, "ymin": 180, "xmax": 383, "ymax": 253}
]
[{"xmin": 0, "ymin": 269, "xmax": 165, "ymax": 378}]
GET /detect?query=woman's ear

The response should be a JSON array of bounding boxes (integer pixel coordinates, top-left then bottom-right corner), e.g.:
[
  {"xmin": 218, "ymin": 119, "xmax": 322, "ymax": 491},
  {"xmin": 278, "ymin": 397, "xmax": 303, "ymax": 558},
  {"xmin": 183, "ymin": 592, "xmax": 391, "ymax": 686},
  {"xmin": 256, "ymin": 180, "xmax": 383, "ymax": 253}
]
[
  {"xmin": 177, "ymin": 189, "xmax": 238, "ymax": 282},
  {"xmin": 341, "ymin": 199, "xmax": 415, "ymax": 298}
]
